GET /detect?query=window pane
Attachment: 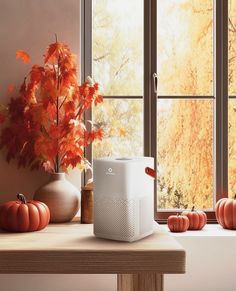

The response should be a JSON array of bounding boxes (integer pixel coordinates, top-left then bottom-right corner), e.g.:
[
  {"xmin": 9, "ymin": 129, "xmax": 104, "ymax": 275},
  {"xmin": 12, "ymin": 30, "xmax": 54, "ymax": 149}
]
[
  {"xmin": 93, "ymin": 99, "xmax": 143, "ymax": 158},
  {"xmin": 92, "ymin": 0, "xmax": 143, "ymax": 96},
  {"xmin": 228, "ymin": 99, "xmax": 236, "ymax": 197},
  {"xmin": 157, "ymin": 99, "xmax": 214, "ymax": 209},
  {"xmin": 229, "ymin": 0, "xmax": 236, "ymax": 95},
  {"xmin": 157, "ymin": 0, "xmax": 213, "ymax": 96}
]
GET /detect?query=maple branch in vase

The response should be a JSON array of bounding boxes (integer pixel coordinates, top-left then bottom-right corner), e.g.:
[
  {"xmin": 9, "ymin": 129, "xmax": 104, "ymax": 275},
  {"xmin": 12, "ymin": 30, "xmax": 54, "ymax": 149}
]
[{"xmin": 0, "ymin": 39, "xmax": 104, "ymax": 174}]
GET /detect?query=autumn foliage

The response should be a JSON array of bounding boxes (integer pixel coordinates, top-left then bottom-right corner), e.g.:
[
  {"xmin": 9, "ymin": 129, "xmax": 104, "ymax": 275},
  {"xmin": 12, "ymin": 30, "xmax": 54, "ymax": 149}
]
[
  {"xmin": 0, "ymin": 41, "xmax": 103, "ymax": 173},
  {"xmin": 16, "ymin": 50, "xmax": 30, "ymax": 64}
]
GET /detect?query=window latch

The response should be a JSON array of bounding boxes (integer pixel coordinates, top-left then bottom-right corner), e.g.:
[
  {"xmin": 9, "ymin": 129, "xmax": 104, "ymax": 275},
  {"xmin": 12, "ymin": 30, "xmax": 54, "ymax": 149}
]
[{"xmin": 153, "ymin": 73, "xmax": 158, "ymax": 95}]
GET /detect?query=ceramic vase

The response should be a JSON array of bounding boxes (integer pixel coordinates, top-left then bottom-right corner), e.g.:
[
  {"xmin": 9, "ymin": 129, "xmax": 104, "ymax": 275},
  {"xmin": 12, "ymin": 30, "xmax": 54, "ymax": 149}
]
[{"xmin": 34, "ymin": 173, "xmax": 80, "ymax": 223}]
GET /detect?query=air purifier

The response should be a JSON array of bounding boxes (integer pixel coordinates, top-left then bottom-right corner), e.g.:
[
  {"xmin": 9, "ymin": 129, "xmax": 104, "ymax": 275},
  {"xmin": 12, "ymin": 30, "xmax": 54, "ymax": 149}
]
[{"xmin": 93, "ymin": 157, "xmax": 155, "ymax": 242}]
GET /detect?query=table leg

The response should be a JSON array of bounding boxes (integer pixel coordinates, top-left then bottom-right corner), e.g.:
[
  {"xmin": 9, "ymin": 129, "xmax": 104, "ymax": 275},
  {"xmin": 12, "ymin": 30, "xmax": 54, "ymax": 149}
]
[{"xmin": 117, "ymin": 273, "xmax": 163, "ymax": 291}]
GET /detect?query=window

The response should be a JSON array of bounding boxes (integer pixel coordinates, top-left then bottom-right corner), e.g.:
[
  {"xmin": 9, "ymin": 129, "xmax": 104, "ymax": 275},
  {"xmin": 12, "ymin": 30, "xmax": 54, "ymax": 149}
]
[
  {"xmin": 156, "ymin": 0, "xmax": 214, "ymax": 212},
  {"xmin": 91, "ymin": 0, "xmax": 144, "ymax": 158},
  {"xmin": 81, "ymin": 0, "xmax": 230, "ymax": 222}
]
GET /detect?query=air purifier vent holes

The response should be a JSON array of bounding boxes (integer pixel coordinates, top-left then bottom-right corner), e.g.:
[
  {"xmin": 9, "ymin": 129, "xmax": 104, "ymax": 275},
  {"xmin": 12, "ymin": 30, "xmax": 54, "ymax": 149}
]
[{"xmin": 94, "ymin": 197, "xmax": 135, "ymax": 239}]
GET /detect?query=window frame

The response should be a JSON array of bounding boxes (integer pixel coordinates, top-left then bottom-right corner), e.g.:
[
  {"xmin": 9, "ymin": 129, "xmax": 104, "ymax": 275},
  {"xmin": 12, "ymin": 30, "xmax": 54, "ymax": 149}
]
[{"xmin": 81, "ymin": 0, "xmax": 229, "ymax": 223}]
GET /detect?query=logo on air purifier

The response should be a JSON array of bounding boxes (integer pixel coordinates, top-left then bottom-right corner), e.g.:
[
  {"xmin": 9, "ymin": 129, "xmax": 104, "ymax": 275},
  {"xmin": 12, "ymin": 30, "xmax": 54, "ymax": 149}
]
[{"xmin": 106, "ymin": 167, "xmax": 115, "ymax": 175}]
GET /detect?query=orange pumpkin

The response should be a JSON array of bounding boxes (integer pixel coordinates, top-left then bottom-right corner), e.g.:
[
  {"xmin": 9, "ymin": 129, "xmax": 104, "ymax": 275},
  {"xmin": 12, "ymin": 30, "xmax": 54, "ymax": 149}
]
[
  {"xmin": 0, "ymin": 193, "xmax": 50, "ymax": 232},
  {"xmin": 167, "ymin": 214, "xmax": 189, "ymax": 232},
  {"xmin": 182, "ymin": 206, "xmax": 207, "ymax": 230},
  {"xmin": 215, "ymin": 195, "xmax": 236, "ymax": 229}
]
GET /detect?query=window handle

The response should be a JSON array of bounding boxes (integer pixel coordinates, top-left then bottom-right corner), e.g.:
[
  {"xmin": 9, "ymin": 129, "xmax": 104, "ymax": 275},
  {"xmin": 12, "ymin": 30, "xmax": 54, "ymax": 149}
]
[{"xmin": 153, "ymin": 73, "xmax": 158, "ymax": 95}]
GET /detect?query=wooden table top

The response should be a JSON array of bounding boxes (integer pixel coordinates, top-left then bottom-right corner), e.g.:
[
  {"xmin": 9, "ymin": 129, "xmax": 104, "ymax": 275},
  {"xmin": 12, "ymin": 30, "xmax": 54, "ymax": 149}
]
[{"xmin": 0, "ymin": 222, "xmax": 185, "ymax": 274}]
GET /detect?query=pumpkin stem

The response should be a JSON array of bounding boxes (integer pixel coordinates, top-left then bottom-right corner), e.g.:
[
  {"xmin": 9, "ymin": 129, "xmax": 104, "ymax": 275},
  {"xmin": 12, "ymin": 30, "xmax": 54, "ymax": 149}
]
[
  {"xmin": 234, "ymin": 194, "xmax": 236, "ymax": 200},
  {"xmin": 191, "ymin": 206, "xmax": 195, "ymax": 212},
  {"xmin": 17, "ymin": 193, "xmax": 27, "ymax": 204}
]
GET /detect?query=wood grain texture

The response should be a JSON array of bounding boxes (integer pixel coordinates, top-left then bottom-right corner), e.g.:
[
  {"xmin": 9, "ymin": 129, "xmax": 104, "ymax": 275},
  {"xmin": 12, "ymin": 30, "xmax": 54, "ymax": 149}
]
[
  {"xmin": 117, "ymin": 273, "xmax": 163, "ymax": 291},
  {"xmin": 0, "ymin": 222, "xmax": 185, "ymax": 274},
  {"xmin": 81, "ymin": 186, "xmax": 94, "ymax": 224}
]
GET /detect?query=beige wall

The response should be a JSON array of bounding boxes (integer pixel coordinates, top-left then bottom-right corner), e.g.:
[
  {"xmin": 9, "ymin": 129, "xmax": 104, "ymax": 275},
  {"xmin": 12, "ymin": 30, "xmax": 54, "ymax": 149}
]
[{"xmin": 0, "ymin": 0, "xmax": 81, "ymax": 205}]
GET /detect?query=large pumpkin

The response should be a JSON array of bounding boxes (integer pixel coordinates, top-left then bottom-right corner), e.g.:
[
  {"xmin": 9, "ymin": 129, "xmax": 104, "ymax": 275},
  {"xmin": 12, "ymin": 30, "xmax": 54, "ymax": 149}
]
[
  {"xmin": 182, "ymin": 206, "xmax": 207, "ymax": 230},
  {"xmin": 167, "ymin": 214, "xmax": 189, "ymax": 232},
  {"xmin": 0, "ymin": 193, "xmax": 50, "ymax": 232},
  {"xmin": 215, "ymin": 195, "xmax": 236, "ymax": 229}
]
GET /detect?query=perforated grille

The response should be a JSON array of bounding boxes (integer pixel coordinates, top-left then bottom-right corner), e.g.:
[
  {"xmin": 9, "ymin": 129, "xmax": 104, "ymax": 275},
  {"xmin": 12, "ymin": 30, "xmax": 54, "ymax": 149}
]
[{"xmin": 94, "ymin": 197, "xmax": 135, "ymax": 240}]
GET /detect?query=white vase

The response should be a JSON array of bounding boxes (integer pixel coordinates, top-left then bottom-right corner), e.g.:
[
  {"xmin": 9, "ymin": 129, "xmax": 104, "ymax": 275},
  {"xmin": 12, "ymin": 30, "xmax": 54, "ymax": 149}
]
[{"xmin": 34, "ymin": 173, "xmax": 80, "ymax": 223}]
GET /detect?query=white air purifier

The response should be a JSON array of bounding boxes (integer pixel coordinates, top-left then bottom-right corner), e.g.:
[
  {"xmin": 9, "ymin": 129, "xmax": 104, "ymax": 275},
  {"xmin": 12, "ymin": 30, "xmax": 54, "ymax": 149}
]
[{"xmin": 93, "ymin": 157, "xmax": 155, "ymax": 242}]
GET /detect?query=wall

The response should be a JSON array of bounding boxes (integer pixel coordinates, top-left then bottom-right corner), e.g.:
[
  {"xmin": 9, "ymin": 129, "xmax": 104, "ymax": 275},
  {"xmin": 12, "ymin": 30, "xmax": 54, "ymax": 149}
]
[{"xmin": 0, "ymin": 0, "xmax": 81, "ymax": 204}]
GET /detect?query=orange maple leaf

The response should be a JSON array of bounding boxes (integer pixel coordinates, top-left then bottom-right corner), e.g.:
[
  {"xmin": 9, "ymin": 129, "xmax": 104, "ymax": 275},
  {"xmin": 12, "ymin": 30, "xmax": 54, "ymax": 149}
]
[
  {"xmin": 30, "ymin": 65, "xmax": 44, "ymax": 83},
  {"xmin": 44, "ymin": 42, "xmax": 70, "ymax": 64},
  {"xmin": 7, "ymin": 84, "xmax": 15, "ymax": 95},
  {"xmin": 16, "ymin": 50, "xmax": 30, "ymax": 64},
  {"xmin": 94, "ymin": 94, "xmax": 103, "ymax": 106}
]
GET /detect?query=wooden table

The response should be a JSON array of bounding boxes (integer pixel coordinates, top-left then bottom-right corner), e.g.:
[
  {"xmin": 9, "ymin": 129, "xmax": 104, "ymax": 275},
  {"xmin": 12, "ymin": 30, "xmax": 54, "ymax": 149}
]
[{"xmin": 0, "ymin": 222, "xmax": 185, "ymax": 291}]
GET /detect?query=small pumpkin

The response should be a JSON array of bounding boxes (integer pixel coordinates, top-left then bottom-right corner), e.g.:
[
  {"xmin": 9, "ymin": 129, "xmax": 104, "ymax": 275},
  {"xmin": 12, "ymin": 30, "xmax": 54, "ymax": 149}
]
[
  {"xmin": 182, "ymin": 206, "xmax": 207, "ymax": 230},
  {"xmin": 0, "ymin": 193, "xmax": 50, "ymax": 232},
  {"xmin": 167, "ymin": 214, "xmax": 189, "ymax": 232},
  {"xmin": 215, "ymin": 195, "xmax": 236, "ymax": 229}
]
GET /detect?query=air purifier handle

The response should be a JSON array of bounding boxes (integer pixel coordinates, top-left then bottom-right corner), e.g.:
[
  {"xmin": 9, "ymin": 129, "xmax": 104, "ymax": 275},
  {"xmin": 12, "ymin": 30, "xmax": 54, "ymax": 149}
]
[{"xmin": 145, "ymin": 167, "xmax": 156, "ymax": 179}]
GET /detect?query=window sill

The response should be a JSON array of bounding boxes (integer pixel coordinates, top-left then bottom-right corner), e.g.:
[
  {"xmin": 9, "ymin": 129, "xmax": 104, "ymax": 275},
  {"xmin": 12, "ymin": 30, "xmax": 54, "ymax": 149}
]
[
  {"xmin": 161, "ymin": 223, "xmax": 236, "ymax": 291},
  {"xmin": 161, "ymin": 224, "xmax": 236, "ymax": 237}
]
